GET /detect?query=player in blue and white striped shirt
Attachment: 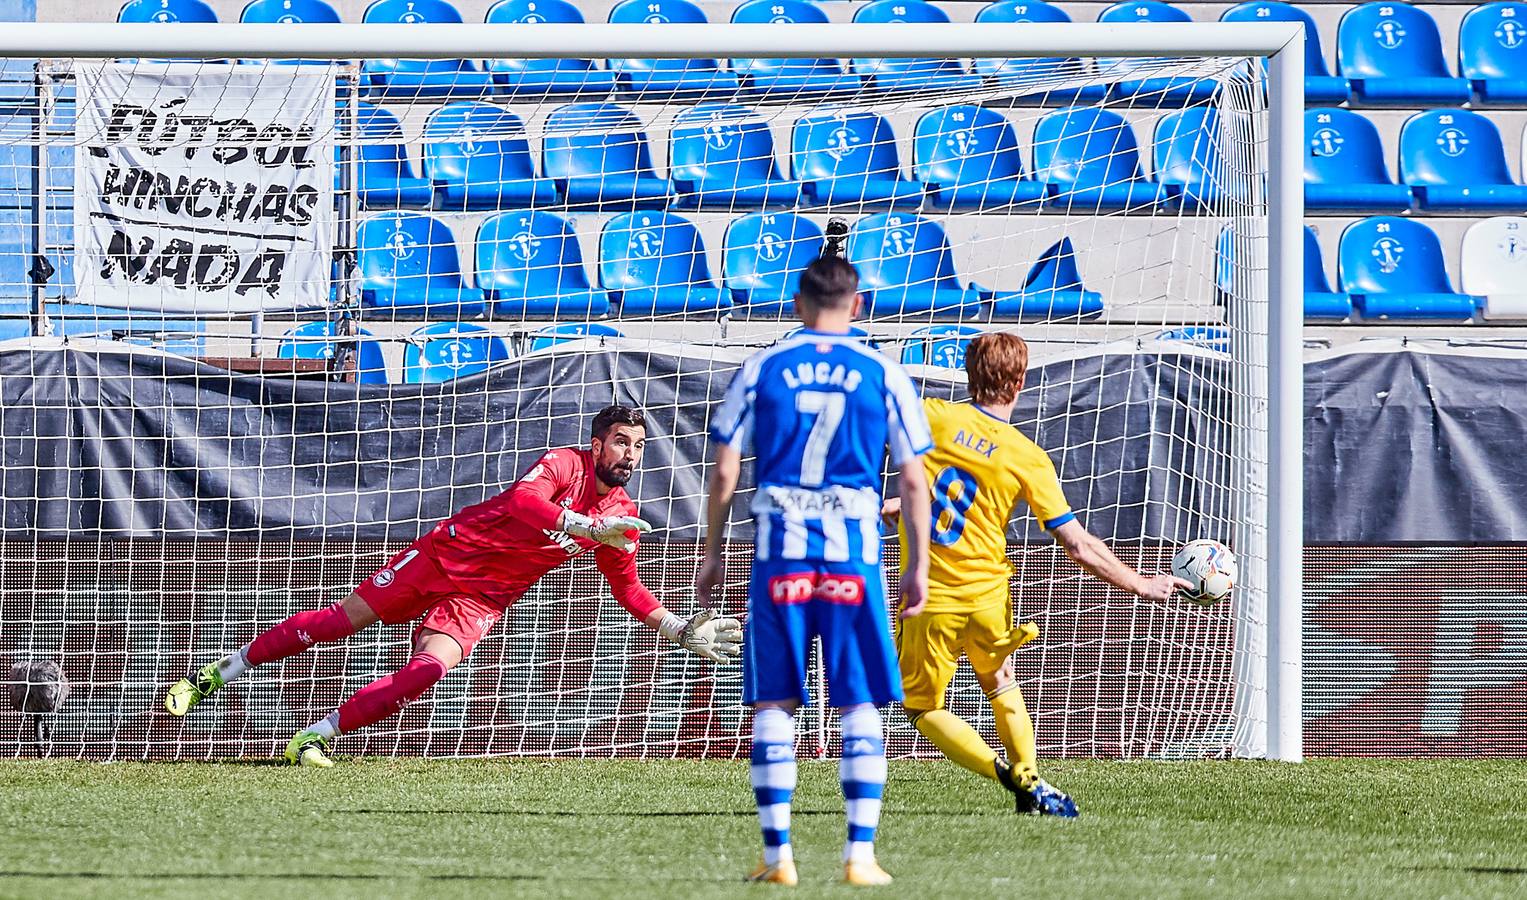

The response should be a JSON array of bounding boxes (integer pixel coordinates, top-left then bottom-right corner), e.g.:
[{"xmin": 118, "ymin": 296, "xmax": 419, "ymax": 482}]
[{"xmin": 696, "ymin": 256, "xmax": 933, "ymax": 887}]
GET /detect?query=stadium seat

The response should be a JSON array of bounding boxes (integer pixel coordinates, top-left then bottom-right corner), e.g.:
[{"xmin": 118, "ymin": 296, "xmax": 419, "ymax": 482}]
[
  {"xmin": 1303, "ymin": 108, "xmax": 1413, "ymax": 213},
  {"xmin": 722, "ymin": 212, "xmax": 825, "ymax": 315},
  {"xmin": 900, "ymin": 324, "xmax": 983, "ymax": 368},
  {"xmin": 422, "ymin": 102, "xmax": 557, "ymax": 210},
  {"xmin": 1155, "ymin": 108, "xmax": 1240, "ymax": 209},
  {"xmin": 403, "ymin": 322, "xmax": 512, "ymax": 382},
  {"xmin": 607, "ymin": 0, "xmax": 741, "ymax": 94},
  {"xmin": 360, "ymin": 0, "xmax": 496, "ymax": 99},
  {"xmin": 1155, "ymin": 326, "xmax": 1229, "ymax": 352},
  {"xmin": 1096, "ymin": 2, "xmax": 1218, "ymax": 106},
  {"xmin": 529, "ymin": 321, "xmax": 624, "ymax": 351},
  {"xmin": 476, "ymin": 210, "xmax": 610, "ymax": 318},
  {"xmin": 1220, "ymin": 2, "xmax": 1350, "ymax": 104},
  {"xmin": 598, "ymin": 212, "xmax": 731, "ymax": 316},
  {"xmin": 1033, "ymin": 107, "xmax": 1172, "ymax": 211},
  {"xmin": 847, "ymin": 213, "xmax": 981, "ymax": 317},
  {"xmin": 339, "ymin": 102, "xmax": 433, "ymax": 209},
  {"xmin": 484, "ymin": 0, "xmax": 618, "ymax": 95},
  {"xmin": 977, "ymin": 237, "xmax": 1104, "ymax": 319},
  {"xmin": 791, "ymin": 110, "xmax": 924, "ymax": 209},
  {"xmin": 1302, "ymin": 227, "xmax": 1355, "ymax": 319},
  {"xmin": 913, "ymin": 105, "xmax": 1047, "ymax": 211},
  {"xmin": 542, "ymin": 103, "xmax": 672, "ymax": 210},
  {"xmin": 1338, "ymin": 216, "xmax": 1480, "ymax": 319},
  {"xmin": 1460, "ymin": 3, "xmax": 1527, "ymax": 105},
  {"xmin": 1460, "ymin": 216, "xmax": 1527, "ymax": 318},
  {"xmin": 1337, "ymin": 2, "xmax": 1470, "ymax": 105},
  {"xmin": 730, "ymin": 0, "xmax": 860, "ymax": 95},
  {"xmin": 276, "ymin": 321, "xmax": 389, "ymax": 384},
  {"xmin": 973, "ymin": 1, "xmax": 1107, "ymax": 102},
  {"xmin": 849, "ymin": 0, "xmax": 984, "ymax": 92},
  {"xmin": 119, "ymin": 0, "xmax": 216, "ymax": 23},
  {"xmin": 241, "ymin": 0, "xmax": 339, "ymax": 23},
  {"xmin": 669, "ymin": 103, "xmax": 801, "ymax": 211},
  {"xmin": 357, "ymin": 212, "xmax": 486, "ymax": 317},
  {"xmin": 1399, "ymin": 109, "xmax": 1527, "ymax": 212}
]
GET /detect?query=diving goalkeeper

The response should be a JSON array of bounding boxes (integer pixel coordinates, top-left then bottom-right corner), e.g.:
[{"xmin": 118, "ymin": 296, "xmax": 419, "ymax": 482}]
[
  {"xmin": 165, "ymin": 404, "xmax": 742, "ymax": 766},
  {"xmin": 882, "ymin": 333, "xmax": 1186, "ymax": 816}
]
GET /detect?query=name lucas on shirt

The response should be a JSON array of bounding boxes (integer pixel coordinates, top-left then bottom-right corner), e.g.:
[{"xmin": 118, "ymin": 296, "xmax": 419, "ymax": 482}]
[{"xmin": 779, "ymin": 361, "xmax": 864, "ymax": 393}]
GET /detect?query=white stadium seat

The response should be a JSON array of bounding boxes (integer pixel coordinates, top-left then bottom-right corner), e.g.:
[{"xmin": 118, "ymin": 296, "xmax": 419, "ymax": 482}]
[{"xmin": 1460, "ymin": 216, "xmax": 1527, "ymax": 320}]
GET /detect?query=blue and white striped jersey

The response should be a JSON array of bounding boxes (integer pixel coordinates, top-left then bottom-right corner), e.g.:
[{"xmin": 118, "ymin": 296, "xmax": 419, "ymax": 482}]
[{"xmin": 710, "ymin": 329, "xmax": 933, "ymax": 563}]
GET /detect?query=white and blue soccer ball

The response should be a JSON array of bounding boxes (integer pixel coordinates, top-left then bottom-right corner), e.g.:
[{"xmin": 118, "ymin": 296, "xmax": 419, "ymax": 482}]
[{"xmin": 1171, "ymin": 539, "xmax": 1237, "ymax": 607}]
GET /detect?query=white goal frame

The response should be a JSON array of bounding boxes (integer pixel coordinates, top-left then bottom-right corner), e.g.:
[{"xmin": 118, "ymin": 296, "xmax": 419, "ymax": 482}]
[{"xmin": 0, "ymin": 20, "xmax": 1306, "ymax": 762}]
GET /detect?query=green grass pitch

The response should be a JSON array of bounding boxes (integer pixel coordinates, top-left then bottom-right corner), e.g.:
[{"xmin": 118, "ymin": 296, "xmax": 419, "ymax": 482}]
[{"xmin": 2, "ymin": 759, "xmax": 1523, "ymax": 898}]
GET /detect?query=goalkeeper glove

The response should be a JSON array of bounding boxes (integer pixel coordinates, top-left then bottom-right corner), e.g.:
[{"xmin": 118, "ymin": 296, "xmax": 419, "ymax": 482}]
[
  {"xmin": 561, "ymin": 511, "xmax": 651, "ymax": 553},
  {"xmin": 975, "ymin": 621, "xmax": 1040, "ymax": 669},
  {"xmin": 659, "ymin": 609, "xmax": 743, "ymax": 663}
]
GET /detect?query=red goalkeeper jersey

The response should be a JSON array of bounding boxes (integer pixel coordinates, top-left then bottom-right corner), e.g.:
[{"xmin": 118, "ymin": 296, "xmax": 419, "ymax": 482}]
[{"xmin": 420, "ymin": 447, "xmax": 659, "ymax": 620}]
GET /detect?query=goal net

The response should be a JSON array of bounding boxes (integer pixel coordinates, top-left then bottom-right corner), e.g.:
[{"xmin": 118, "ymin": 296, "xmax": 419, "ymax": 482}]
[{"xmin": 0, "ymin": 24, "xmax": 1298, "ymax": 762}]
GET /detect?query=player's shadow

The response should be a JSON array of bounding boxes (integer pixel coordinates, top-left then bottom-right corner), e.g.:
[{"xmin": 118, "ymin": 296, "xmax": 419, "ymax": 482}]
[
  {"xmin": 1405, "ymin": 866, "xmax": 1527, "ymax": 876},
  {"xmin": 343, "ymin": 808, "xmax": 991, "ymax": 818},
  {"xmin": 0, "ymin": 871, "xmax": 735, "ymax": 883}
]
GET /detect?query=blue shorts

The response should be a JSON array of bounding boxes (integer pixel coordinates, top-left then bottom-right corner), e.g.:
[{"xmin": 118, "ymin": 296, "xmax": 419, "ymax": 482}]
[{"xmin": 743, "ymin": 556, "xmax": 903, "ymax": 709}]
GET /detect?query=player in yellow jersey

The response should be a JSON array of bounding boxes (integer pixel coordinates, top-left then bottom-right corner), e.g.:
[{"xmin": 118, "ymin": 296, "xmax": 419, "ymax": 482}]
[{"xmin": 882, "ymin": 333, "xmax": 1187, "ymax": 816}]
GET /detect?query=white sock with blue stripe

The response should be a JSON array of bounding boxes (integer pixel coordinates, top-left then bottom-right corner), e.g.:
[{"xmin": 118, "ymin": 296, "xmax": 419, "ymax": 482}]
[
  {"xmin": 751, "ymin": 706, "xmax": 797, "ymax": 866},
  {"xmin": 839, "ymin": 704, "xmax": 887, "ymax": 864}
]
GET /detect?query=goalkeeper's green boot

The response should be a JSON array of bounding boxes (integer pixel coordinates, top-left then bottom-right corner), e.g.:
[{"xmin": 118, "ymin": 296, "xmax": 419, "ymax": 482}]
[
  {"xmin": 284, "ymin": 729, "xmax": 335, "ymax": 768},
  {"xmin": 164, "ymin": 662, "xmax": 224, "ymax": 717}
]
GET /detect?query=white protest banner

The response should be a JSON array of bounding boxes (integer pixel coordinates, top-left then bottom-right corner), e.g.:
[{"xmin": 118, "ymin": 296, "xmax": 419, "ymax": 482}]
[{"xmin": 74, "ymin": 63, "xmax": 335, "ymax": 313}]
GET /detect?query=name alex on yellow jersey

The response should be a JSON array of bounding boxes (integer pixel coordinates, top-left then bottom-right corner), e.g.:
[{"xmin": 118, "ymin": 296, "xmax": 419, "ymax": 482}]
[{"xmin": 899, "ymin": 397, "xmax": 1074, "ymax": 614}]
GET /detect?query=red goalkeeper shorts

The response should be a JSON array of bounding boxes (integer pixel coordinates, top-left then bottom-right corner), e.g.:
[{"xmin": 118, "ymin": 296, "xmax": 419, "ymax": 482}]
[{"xmin": 353, "ymin": 538, "xmax": 504, "ymax": 657}]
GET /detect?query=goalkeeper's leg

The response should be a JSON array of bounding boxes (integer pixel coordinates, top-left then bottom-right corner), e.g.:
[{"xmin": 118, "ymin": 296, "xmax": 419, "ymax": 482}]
[{"xmin": 165, "ymin": 593, "xmax": 376, "ymax": 716}]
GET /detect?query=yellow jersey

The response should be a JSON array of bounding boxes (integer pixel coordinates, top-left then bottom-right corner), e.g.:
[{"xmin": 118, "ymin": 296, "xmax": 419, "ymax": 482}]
[{"xmin": 900, "ymin": 397, "xmax": 1074, "ymax": 613}]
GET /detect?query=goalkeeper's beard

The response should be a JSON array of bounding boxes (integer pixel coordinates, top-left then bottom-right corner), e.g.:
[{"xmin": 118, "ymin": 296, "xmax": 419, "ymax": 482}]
[{"xmin": 596, "ymin": 461, "xmax": 635, "ymax": 487}]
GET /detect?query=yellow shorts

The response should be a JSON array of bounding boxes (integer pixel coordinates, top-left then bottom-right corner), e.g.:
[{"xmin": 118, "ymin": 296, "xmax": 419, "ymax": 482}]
[{"xmin": 895, "ymin": 601, "xmax": 1012, "ymax": 711}]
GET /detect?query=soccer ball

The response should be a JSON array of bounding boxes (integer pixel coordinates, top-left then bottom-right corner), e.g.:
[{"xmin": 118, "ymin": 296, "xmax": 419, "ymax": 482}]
[{"xmin": 1171, "ymin": 540, "xmax": 1237, "ymax": 606}]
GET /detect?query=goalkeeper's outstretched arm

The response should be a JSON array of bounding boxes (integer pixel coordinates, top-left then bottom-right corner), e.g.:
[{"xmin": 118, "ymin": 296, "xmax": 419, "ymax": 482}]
[
  {"xmin": 597, "ymin": 541, "xmax": 742, "ymax": 663},
  {"xmin": 1049, "ymin": 519, "xmax": 1186, "ymax": 602}
]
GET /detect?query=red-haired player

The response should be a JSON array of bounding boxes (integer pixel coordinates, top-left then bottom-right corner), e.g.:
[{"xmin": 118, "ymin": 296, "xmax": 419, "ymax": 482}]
[{"xmin": 165, "ymin": 405, "xmax": 741, "ymax": 766}]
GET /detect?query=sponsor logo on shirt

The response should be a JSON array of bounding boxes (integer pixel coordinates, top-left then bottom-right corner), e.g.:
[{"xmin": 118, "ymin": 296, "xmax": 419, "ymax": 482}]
[
  {"xmin": 768, "ymin": 572, "xmax": 866, "ymax": 606},
  {"xmin": 372, "ymin": 569, "xmax": 395, "ymax": 588}
]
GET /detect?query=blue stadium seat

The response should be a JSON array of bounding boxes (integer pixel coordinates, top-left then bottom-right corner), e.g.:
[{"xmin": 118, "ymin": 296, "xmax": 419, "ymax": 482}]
[
  {"xmin": 1155, "ymin": 108, "xmax": 1237, "ymax": 208},
  {"xmin": 403, "ymin": 322, "xmax": 512, "ymax": 382},
  {"xmin": 730, "ymin": 0, "xmax": 860, "ymax": 95},
  {"xmin": 607, "ymin": 0, "xmax": 741, "ymax": 94},
  {"xmin": 476, "ymin": 210, "xmax": 610, "ymax": 318},
  {"xmin": 241, "ymin": 0, "xmax": 339, "ymax": 23},
  {"xmin": 357, "ymin": 212, "xmax": 486, "ymax": 317},
  {"xmin": 1338, "ymin": 216, "xmax": 1480, "ymax": 319},
  {"xmin": 1033, "ymin": 107, "xmax": 1172, "ymax": 211},
  {"xmin": 973, "ymin": 2, "xmax": 1108, "ymax": 102},
  {"xmin": 1096, "ymin": 2, "xmax": 1218, "ymax": 106},
  {"xmin": 792, "ymin": 110, "xmax": 924, "ymax": 209},
  {"xmin": 1337, "ymin": 2, "xmax": 1470, "ymax": 105},
  {"xmin": 847, "ymin": 213, "xmax": 981, "ymax": 317},
  {"xmin": 1302, "ymin": 227, "xmax": 1354, "ymax": 319},
  {"xmin": 360, "ymin": 0, "xmax": 496, "ymax": 99},
  {"xmin": 1303, "ymin": 108, "xmax": 1413, "ymax": 213},
  {"xmin": 599, "ymin": 212, "xmax": 731, "ymax": 316},
  {"xmin": 422, "ymin": 102, "xmax": 557, "ymax": 210},
  {"xmin": 277, "ymin": 321, "xmax": 389, "ymax": 384},
  {"xmin": 722, "ymin": 212, "xmax": 825, "ymax": 315},
  {"xmin": 977, "ymin": 237, "xmax": 1103, "ymax": 319},
  {"xmin": 914, "ymin": 105, "xmax": 1047, "ymax": 211},
  {"xmin": 1399, "ymin": 109, "xmax": 1527, "ymax": 212},
  {"xmin": 119, "ymin": 0, "xmax": 216, "ymax": 22},
  {"xmin": 850, "ymin": 0, "xmax": 984, "ymax": 92},
  {"xmin": 1220, "ymin": 2, "xmax": 1350, "ymax": 104},
  {"xmin": 338, "ymin": 102, "xmax": 433, "ymax": 209},
  {"xmin": 1155, "ymin": 326, "xmax": 1229, "ymax": 352},
  {"xmin": 484, "ymin": 0, "xmax": 619, "ymax": 95},
  {"xmin": 1459, "ymin": 3, "xmax": 1527, "ymax": 105},
  {"xmin": 900, "ymin": 324, "xmax": 983, "ymax": 368},
  {"xmin": 542, "ymin": 103, "xmax": 672, "ymax": 210},
  {"xmin": 529, "ymin": 321, "xmax": 624, "ymax": 351},
  {"xmin": 669, "ymin": 103, "xmax": 800, "ymax": 211}
]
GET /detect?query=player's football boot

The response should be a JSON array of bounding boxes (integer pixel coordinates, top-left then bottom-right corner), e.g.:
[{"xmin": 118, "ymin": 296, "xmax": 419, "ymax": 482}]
[
  {"xmin": 164, "ymin": 662, "xmax": 224, "ymax": 717},
  {"xmin": 746, "ymin": 858, "xmax": 798, "ymax": 886},
  {"xmin": 1017, "ymin": 779, "xmax": 1079, "ymax": 818},
  {"xmin": 843, "ymin": 858, "xmax": 893, "ymax": 886},
  {"xmin": 284, "ymin": 729, "xmax": 334, "ymax": 768}
]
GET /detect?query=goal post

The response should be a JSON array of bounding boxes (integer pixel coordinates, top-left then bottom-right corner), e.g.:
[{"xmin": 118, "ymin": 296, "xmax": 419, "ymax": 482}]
[{"xmin": 0, "ymin": 21, "xmax": 1303, "ymax": 762}]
